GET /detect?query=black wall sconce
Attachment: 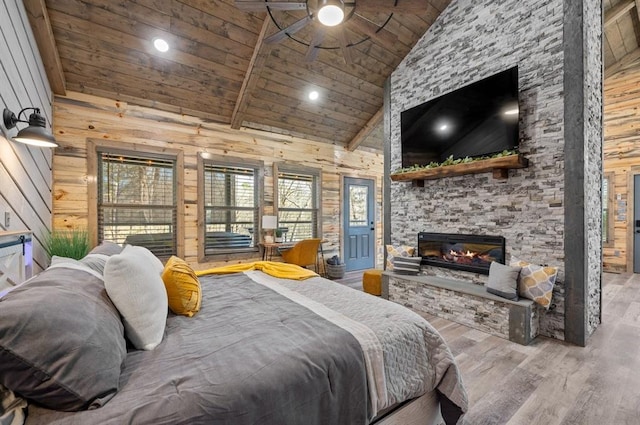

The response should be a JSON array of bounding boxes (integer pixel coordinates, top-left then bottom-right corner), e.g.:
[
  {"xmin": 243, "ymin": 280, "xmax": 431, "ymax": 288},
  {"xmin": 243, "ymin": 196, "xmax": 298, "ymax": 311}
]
[{"xmin": 3, "ymin": 107, "xmax": 58, "ymax": 148}]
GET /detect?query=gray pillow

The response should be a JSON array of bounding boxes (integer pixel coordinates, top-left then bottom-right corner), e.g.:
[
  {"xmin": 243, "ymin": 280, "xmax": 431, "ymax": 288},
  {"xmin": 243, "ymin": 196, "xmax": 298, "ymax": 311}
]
[
  {"xmin": 0, "ymin": 267, "xmax": 126, "ymax": 411},
  {"xmin": 50, "ymin": 255, "xmax": 104, "ymax": 279},
  {"xmin": 79, "ymin": 253, "xmax": 110, "ymax": 275},
  {"xmin": 89, "ymin": 241, "xmax": 124, "ymax": 256},
  {"xmin": 486, "ymin": 261, "xmax": 521, "ymax": 300},
  {"xmin": 392, "ymin": 256, "xmax": 422, "ymax": 275}
]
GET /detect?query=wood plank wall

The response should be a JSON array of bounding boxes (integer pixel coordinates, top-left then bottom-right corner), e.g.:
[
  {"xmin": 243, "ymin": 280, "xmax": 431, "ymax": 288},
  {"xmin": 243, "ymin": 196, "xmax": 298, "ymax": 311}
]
[
  {"xmin": 603, "ymin": 62, "xmax": 640, "ymax": 273},
  {"xmin": 52, "ymin": 91, "xmax": 384, "ymax": 270},
  {"xmin": 0, "ymin": 0, "xmax": 53, "ymax": 274}
]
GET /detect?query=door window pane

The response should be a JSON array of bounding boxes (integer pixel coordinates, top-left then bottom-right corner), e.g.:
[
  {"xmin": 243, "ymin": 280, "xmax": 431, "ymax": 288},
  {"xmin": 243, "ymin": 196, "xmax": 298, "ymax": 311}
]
[{"xmin": 349, "ymin": 185, "xmax": 368, "ymax": 227}]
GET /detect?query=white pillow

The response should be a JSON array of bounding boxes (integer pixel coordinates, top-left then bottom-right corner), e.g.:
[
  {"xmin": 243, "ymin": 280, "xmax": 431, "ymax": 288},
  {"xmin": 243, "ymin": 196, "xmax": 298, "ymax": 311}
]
[{"xmin": 104, "ymin": 245, "xmax": 167, "ymax": 350}]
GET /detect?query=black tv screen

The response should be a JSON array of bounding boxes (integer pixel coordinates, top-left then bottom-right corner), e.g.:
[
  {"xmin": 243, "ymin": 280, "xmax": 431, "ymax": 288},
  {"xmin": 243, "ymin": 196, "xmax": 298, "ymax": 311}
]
[{"xmin": 400, "ymin": 67, "xmax": 519, "ymax": 168}]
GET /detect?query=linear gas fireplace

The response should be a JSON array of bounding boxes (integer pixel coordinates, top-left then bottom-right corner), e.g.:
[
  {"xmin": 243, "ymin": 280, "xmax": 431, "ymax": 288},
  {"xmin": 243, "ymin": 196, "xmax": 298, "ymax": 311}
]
[{"xmin": 418, "ymin": 232, "xmax": 505, "ymax": 275}]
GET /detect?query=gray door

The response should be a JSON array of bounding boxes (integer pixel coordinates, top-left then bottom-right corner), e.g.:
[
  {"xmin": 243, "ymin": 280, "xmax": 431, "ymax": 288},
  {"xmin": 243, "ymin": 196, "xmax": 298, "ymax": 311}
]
[
  {"xmin": 635, "ymin": 175, "xmax": 640, "ymax": 273},
  {"xmin": 343, "ymin": 177, "xmax": 375, "ymax": 271}
]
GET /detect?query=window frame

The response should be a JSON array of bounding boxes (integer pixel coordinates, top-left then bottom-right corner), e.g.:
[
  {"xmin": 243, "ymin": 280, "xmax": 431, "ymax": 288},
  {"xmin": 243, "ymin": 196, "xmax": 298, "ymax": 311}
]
[
  {"xmin": 274, "ymin": 163, "xmax": 322, "ymax": 242},
  {"xmin": 603, "ymin": 171, "xmax": 615, "ymax": 248},
  {"xmin": 87, "ymin": 139, "xmax": 184, "ymax": 258},
  {"xmin": 198, "ymin": 154, "xmax": 264, "ymax": 261}
]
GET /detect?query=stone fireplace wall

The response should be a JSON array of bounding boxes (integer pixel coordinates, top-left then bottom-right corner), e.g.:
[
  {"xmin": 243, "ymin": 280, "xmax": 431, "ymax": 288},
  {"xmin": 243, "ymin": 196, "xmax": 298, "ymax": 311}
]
[{"xmin": 387, "ymin": 0, "xmax": 601, "ymax": 341}]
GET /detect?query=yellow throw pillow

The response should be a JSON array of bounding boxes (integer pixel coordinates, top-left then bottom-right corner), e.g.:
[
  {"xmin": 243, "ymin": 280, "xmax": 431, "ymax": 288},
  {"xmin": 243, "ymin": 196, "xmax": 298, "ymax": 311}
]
[
  {"xmin": 386, "ymin": 245, "xmax": 415, "ymax": 270},
  {"xmin": 509, "ymin": 256, "xmax": 558, "ymax": 309},
  {"xmin": 162, "ymin": 256, "xmax": 202, "ymax": 317}
]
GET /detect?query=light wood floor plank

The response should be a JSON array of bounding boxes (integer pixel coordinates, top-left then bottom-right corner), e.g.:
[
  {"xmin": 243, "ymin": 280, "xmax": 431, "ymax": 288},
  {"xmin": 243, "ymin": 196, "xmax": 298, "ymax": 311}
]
[{"xmin": 336, "ymin": 271, "xmax": 640, "ymax": 424}]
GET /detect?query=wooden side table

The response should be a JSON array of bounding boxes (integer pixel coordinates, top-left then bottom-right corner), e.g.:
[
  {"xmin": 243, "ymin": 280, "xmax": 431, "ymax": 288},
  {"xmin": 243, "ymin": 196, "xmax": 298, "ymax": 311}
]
[{"xmin": 259, "ymin": 242, "xmax": 294, "ymax": 261}]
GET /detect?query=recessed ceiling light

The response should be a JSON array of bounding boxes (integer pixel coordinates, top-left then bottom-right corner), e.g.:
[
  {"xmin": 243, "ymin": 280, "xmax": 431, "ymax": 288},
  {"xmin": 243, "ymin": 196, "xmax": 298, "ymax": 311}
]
[
  {"xmin": 153, "ymin": 38, "xmax": 169, "ymax": 53},
  {"xmin": 439, "ymin": 124, "xmax": 448, "ymax": 131},
  {"xmin": 308, "ymin": 91, "xmax": 319, "ymax": 101}
]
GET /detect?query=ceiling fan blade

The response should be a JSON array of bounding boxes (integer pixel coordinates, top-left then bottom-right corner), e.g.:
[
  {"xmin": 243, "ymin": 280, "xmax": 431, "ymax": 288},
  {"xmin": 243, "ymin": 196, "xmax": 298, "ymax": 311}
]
[
  {"xmin": 234, "ymin": 1, "xmax": 307, "ymax": 11},
  {"xmin": 265, "ymin": 15, "xmax": 313, "ymax": 43},
  {"xmin": 350, "ymin": 13, "xmax": 401, "ymax": 54},
  {"xmin": 337, "ymin": 27, "xmax": 353, "ymax": 65},
  {"xmin": 350, "ymin": 0, "xmax": 430, "ymax": 13},
  {"xmin": 305, "ymin": 26, "xmax": 327, "ymax": 62}
]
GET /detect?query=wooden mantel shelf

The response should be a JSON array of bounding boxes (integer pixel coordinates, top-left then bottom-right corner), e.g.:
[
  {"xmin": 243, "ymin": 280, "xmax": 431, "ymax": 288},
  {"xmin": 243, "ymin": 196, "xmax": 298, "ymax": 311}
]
[{"xmin": 390, "ymin": 154, "xmax": 529, "ymax": 184}]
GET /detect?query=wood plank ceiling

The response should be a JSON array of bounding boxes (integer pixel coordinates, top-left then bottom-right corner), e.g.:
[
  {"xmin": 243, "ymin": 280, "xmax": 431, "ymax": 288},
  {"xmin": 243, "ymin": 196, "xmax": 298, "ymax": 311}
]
[
  {"xmin": 22, "ymin": 1, "xmax": 639, "ymax": 152},
  {"xmin": 605, "ymin": 0, "xmax": 640, "ymax": 77},
  {"xmin": 24, "ymin": 0, "xmax": 452, "ymax": 151}
]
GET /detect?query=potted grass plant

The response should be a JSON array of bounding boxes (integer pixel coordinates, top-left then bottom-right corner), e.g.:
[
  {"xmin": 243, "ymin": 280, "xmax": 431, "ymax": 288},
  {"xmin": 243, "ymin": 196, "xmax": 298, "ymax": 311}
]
[
  {"xmin": 274, "ymin": 228, "xmax": 284, "ymax": 243},
  {"xmin": 44, "ymin": 228, "xmax": 90, "ymax": 261}
]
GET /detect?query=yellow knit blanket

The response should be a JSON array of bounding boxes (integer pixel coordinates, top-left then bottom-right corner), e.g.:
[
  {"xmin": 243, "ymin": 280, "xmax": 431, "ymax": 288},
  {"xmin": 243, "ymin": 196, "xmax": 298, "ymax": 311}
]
[{"xmin": 195, "ymin": 261, "xmax": 318, "ymax": 280}]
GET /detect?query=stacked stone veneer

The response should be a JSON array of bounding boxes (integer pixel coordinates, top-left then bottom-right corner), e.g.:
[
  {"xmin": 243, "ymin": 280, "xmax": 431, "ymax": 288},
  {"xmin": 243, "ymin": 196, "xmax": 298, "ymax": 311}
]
[
  {"xmin": 387, "ymin": 275, "xmax": 539, "ymax": 342},
  {"xmin": 584, "ymin": 0, "xmax": 603, "ymax": 337},
  {"xmin": 387, "ymin": 0, "xmax": 601, "ymax": 341}
]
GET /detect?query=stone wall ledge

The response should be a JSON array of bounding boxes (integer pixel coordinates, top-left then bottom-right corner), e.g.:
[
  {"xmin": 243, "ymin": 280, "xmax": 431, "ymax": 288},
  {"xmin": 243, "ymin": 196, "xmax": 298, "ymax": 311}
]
[{"xmin": 382, "ymin": 271, "xmax": 538, "ymax": 345}]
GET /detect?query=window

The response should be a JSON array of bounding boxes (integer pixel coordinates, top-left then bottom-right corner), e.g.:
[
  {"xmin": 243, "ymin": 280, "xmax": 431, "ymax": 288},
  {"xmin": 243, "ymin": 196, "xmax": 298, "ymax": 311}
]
[
  {"xmin": 202, "ymin": 160, "xmax": 260, "ymax": 254},
  {"xmin": 277, "ymin": 167, "xmax": 320, "ymax": 242},
  {"xmin": 603, "ymin": 172, "xmax": 615, "ymax": 247},
  {"xmin": 98, "ymin": 151, "xmax": 178, "ymax": 258}
]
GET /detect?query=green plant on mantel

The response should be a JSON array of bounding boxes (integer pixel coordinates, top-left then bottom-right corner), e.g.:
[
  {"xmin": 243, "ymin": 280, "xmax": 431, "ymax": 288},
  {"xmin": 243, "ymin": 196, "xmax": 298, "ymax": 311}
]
[
  {"xmin": 393, "ymin": 149, "xmax": 520, "ymax": 175},
  {"xmin": 44, "ymin": 228, "xmax": 90, "ymax": 260}
]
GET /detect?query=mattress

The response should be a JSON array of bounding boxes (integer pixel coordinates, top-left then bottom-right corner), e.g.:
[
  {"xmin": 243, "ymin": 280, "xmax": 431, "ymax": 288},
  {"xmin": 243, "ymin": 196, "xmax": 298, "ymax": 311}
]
[{"xmin": 25, "ymin": 271, "xmax": 467, "ymax": 425}]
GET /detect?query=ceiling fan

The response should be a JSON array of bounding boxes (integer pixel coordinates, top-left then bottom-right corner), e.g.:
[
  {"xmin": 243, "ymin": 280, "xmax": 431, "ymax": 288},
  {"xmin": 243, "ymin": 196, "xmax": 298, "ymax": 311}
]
[{"xmin": 234, "ymin": 0, "xmax": 429, "ymax": 63}]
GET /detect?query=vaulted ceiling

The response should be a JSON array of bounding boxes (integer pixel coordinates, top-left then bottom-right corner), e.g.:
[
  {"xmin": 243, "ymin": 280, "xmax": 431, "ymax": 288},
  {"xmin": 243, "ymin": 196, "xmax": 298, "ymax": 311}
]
[
  {"xmin": 23, "ymin": 0, "xmax": 451, "ymax": 151},
  {"xmin": 605, "ymin": 0, "xmax": 640, "ymax": 77},
  {"xmin": 22, "ymin": 1, "xmax": 638, "ymax": 153}
]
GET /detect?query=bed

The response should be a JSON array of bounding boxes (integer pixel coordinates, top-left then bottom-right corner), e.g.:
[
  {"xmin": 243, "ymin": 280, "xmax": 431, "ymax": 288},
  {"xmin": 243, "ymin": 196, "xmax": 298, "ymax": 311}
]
[{"xmin": 0, "ymin": 248, "xmax": 467, "ymax": 425}]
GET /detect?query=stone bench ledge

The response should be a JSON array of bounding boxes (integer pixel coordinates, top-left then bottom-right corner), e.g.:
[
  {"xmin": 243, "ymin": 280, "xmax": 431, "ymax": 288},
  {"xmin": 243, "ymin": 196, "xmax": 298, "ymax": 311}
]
[
  {"xmin": 382, "ymin": 271, "xmax": 537, "ymax": 345},
  {"xmin": 382, "ymin": 272, "xmax": 534, "ymax": 307}
]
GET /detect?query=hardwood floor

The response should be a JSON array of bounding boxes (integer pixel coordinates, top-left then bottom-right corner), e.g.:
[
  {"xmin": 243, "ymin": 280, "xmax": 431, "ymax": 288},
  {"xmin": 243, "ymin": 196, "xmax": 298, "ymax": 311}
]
[
  {"xmin": 336, "ymin": 271, "xmax": 640, "ymax": 425},
  {"xmin": 332, "ymin": 269, "xmax": 366, "ymax": 290}
]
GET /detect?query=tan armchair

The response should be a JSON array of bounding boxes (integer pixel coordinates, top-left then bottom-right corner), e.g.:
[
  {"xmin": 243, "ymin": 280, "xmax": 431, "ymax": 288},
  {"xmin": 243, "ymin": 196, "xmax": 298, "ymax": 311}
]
[{"xmin": 279, "ymin": 238, "xmax": 323, "ymax": 273}]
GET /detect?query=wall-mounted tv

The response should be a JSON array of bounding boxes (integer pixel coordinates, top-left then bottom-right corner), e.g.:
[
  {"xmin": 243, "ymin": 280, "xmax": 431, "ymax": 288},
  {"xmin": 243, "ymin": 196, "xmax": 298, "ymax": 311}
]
[{"xmin": 400, "ymin": 67, "xmax": 519, "ymax": 168}]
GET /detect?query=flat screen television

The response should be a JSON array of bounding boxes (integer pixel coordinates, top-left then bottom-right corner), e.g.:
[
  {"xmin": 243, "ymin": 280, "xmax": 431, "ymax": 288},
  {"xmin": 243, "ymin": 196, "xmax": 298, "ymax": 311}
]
[{"xmin": 400, "ymin": 67, "xmax": 519, "ymax": 168}]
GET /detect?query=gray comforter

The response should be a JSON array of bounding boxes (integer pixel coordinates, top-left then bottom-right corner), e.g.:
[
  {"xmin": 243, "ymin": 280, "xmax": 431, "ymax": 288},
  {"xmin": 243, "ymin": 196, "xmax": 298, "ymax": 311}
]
[{"xmin": 26, "ymin": 271, "xmax": 467, "ymax": 425}]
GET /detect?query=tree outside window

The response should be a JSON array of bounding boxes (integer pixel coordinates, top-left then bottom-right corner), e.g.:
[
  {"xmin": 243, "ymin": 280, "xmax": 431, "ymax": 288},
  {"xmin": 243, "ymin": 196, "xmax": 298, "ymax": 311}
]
[
  {"xmin": 98, "ymin": 152, "xmax": 177, "ymax": 258},
  {"xmin": 277, "ymin": 171, "xmax": 319, "ymax": 242},
  {"xmin": 203, "ymin": 163, "xmax": 258, "ymax": 253}
]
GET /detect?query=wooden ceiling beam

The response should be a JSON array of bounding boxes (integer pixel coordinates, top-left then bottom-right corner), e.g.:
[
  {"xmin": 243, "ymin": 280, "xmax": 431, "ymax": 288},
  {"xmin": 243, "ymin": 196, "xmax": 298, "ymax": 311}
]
[
  {"xmin": 23, "ymin": 0, "xmax": 66, "ymax": 95},
  {"xmin": 347, "ymin": 107, "xmax": 383, "ymax": 151},
  {"xmin": 231, "ymin": 17, "xmax": 273, "ymax": 130},
  {"xmin": 605, "ymin": 46, "xmax": 640, "ymax": 79},
  {"xmin": 604, "ymin": 0, "xmax": 635, "ymax": 29}
]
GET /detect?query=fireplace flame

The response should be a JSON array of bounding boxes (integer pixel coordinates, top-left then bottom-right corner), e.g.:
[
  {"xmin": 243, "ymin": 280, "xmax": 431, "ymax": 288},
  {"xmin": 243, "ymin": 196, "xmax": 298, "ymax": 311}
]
[
  {"xmin": 443, "ymin": 249, "xmax": 480, "ymax": 265},
  {"xmin": 448, "ymin": 249, "xmax": 476, "ymax": 258}
]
